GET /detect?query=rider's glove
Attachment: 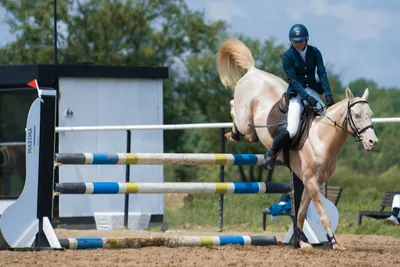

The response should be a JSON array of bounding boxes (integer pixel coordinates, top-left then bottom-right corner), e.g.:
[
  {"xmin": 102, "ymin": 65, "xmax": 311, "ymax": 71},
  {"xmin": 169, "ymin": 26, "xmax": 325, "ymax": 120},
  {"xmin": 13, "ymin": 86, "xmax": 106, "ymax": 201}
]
[
  {"xmin": 325, "ymin": 95, "xmax": 334, "ymax": 107},
  {"xmin": 305, "ymin": 95, "xmax": 318, "ymax": 107}
]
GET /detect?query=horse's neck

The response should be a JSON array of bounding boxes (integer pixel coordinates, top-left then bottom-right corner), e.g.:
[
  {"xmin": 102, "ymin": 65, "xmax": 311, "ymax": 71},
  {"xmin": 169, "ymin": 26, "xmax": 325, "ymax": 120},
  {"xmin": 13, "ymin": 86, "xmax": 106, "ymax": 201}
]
[{"xmin": 317, "ymin": 100, "xmax": 350, "ymax": 158}]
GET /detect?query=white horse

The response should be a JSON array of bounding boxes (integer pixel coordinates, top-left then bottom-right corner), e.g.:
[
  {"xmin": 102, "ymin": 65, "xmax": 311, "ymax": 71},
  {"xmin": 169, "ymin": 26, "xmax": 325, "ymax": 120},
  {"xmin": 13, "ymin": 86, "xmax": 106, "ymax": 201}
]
[{"xmin": 217, "ymin": 39, "xmax": 378, "ymax": 250}]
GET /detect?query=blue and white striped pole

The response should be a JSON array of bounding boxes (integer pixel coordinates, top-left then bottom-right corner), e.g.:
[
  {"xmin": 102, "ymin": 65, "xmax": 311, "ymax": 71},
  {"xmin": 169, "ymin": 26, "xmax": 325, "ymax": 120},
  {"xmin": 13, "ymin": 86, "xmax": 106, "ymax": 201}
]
[
  {"xmin": 55, "ymin": 182, "xmax": 292, "ymax": 195},
  {"xmin": 55, "ymin": 153, "xmax": 264, "ymax": 166},
  {"xmin": 59, "ymin": 236, "xmax": 277, "ymax": 249}
]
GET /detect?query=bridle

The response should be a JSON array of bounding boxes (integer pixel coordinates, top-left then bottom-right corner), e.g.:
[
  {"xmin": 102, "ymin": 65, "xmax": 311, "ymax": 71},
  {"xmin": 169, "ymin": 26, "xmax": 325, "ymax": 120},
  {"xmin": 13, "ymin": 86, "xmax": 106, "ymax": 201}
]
[{"xmin": 324, "ymin": 100, "xmax": 374, "ymax": 142}]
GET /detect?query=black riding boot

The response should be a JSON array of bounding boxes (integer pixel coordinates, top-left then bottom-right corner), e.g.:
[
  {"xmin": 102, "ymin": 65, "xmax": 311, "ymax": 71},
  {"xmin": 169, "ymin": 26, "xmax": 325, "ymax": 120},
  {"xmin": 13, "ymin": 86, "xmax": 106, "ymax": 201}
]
[{"xmin": 262, "ymin": 130, "xmax": 291, "ymax": 170}]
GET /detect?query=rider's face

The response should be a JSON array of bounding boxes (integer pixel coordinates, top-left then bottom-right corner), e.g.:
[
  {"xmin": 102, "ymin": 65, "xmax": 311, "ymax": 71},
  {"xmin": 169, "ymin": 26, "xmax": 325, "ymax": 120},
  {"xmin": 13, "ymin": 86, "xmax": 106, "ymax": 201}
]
[{"xmin": 292, "ymin": 40, "xmax": 307, "ymax": 51}]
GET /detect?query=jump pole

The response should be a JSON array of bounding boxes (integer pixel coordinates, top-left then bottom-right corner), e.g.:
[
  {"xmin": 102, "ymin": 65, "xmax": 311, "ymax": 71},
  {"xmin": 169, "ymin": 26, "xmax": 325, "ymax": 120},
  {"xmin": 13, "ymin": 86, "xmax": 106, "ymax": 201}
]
[
  {"xmin": 55, "ymin": 152, "xmax": 265, "ymax": 166},
  {"xmin": 54, "ymin": 182, "xmax": 292, "ymax": 195},
  {"xmin": 59, "ymin": 235, "xmax": 277, "ymax": 249}
]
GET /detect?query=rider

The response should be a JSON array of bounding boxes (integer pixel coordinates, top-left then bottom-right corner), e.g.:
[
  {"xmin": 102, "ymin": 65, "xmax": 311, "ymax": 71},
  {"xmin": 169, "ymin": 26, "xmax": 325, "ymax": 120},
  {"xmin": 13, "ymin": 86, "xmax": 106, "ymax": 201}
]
[{"xmin": 263, "ymin": 24, "xmax": 335, "ymax": 169}]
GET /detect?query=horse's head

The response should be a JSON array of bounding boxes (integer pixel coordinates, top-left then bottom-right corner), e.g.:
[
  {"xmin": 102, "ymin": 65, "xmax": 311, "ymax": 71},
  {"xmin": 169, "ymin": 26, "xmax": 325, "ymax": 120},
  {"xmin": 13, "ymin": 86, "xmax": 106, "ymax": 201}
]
[{"xmin": 344, "ymin": 87, "xmax": 378, "ymax": 150}]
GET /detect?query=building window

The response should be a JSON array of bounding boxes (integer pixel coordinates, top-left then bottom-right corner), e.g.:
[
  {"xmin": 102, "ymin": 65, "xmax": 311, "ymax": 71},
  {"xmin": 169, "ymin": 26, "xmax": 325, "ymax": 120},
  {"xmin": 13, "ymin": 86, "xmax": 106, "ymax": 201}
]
[{"xmin": 0, "ymin": 89, "xmax": 37, "ymax": 199}]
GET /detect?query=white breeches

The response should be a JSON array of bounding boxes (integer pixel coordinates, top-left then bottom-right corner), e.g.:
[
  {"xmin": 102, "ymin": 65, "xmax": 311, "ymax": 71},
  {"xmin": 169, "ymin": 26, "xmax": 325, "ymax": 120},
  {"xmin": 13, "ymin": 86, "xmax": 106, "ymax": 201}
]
[
  {"xmin": 286, "ymin": 88, "xmax": 326, "ymax": 138},
  {"xmin": 393, "ymin": 194, "xmax": 400, "ymax": 218}
]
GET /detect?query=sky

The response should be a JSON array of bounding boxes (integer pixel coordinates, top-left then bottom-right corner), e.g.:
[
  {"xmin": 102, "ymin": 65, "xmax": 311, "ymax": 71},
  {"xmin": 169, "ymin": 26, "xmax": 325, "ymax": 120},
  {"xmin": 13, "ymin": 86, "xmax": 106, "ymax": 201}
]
[
  {"xmin": 186, "ymin": 0, "xmax": 400, "ymax": 90},
  {"xmin": 1, "ymin": 0, "xmax": 400, "ymax": 89}
]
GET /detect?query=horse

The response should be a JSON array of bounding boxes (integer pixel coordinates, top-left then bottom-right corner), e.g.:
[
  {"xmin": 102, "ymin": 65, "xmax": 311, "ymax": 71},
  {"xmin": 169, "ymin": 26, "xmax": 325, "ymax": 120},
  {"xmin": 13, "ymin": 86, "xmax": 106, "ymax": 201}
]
[{"xmin": 217, "ymin": 39, "xmax": 378, "ymax": 250}]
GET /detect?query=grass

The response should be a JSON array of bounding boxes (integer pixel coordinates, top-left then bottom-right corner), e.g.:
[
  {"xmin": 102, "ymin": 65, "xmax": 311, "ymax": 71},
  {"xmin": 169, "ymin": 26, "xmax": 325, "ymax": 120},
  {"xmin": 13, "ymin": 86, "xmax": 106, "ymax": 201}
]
[
  {"xmin": 164, "ymin": 193, "xmax": 400, "ymax": 237},
  {"xmin": 163, "ymin": 164, "xmax": 400, "ymax": 237}
]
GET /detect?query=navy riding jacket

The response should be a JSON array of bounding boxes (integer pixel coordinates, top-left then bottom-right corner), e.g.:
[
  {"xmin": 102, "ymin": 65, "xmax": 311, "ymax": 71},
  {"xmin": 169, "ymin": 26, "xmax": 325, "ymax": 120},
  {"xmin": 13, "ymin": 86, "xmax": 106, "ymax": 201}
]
[{"xmin": 282, "ymin": 45, "xmax": 332, "ymax": 99}]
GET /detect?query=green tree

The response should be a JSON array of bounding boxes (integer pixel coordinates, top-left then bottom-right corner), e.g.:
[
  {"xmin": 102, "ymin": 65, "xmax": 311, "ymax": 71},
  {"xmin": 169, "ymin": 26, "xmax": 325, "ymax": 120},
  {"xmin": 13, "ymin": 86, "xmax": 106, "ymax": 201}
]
[
  {"xmin": 337, "ymin": 79, "xmax": 400, "ymax": 174},
  {"xmin": 0, "ymin": 0, "xmax": 228, "ymax": 147},
  {"xmin": 0, "ymin": 0, "xmax": 227, "ymax": 66}
]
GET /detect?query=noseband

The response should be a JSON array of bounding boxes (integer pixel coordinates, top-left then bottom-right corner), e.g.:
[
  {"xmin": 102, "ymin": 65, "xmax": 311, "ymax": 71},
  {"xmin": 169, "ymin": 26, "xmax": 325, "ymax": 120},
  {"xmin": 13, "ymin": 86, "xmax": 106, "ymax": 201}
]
[
  {"xmin": 325, "ymin": 100, "xmax": 374, "ymax": 142},
  {"xmin": 345, "ymin": 100, "xmax": 374, "ymax": 141}
]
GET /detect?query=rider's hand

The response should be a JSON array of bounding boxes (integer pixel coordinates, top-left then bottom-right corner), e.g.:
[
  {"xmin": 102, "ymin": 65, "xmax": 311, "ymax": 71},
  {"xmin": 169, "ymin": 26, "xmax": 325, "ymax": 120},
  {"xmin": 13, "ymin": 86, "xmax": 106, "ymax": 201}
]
[
  {"xmin": 326, "ymin": 95, "xmax": 334, "ymax": 107},
  {"xmin": 305, "ymin": 95, "xmax": 318, "ymax": 107}
]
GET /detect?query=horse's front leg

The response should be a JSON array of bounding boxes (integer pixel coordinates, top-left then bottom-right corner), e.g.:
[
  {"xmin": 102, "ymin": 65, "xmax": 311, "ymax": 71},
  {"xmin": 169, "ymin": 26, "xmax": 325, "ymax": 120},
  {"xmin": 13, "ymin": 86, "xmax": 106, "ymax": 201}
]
[
  {"xmin": 225, "ymin": 100, "xmax": 241, "ymax": 142},
  {"xmin": 297, "ymin": 186, "xmax": 313, "ymax": 249},
  {"xmin": 306, "ymin": 177, "xmax": 345, "ymax": 250}
]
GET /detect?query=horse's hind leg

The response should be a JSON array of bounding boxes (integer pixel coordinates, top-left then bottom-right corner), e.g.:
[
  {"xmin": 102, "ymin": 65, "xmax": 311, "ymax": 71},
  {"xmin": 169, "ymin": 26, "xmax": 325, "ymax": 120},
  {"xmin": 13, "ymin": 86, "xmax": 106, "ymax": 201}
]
[
  {"xmin": 244, "ymin": 130, "xmax": 259, "ymax": 142},
  {"xmin": 297, "ymin": 186, "xmax": 313, "ymax": 249},
  {"xmin": 306, "ymin": 177, "xmax": 345, "ymax": 250},
  {"xmin": 226, "ymin": 99, "xmax": 258, "ymax": 143},
  {"xmin": 233, "ymin": 101, "xmax": 255, "ymax": 139},
  {"xmin": 225, "ymin": 100, "xmax": 241, "ymax": 142}
]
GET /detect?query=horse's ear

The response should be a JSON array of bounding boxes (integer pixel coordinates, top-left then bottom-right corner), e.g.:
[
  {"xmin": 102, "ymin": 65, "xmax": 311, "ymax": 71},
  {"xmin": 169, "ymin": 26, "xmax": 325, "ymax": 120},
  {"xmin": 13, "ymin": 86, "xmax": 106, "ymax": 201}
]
[
  {"xmin": 345, "ymin": 87, "xmax": 354, "ymax": 99},
  {"xmin": 362, "ymin": 88, "xmax": 369, "ymax": 100}
]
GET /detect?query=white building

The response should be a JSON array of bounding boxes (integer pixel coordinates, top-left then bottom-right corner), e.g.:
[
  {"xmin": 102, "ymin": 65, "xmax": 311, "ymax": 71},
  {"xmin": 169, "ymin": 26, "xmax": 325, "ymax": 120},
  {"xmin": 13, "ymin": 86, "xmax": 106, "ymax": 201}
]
[{"xmin": 0, "ymin": 64, "xmax": 169, "ymax": 230}]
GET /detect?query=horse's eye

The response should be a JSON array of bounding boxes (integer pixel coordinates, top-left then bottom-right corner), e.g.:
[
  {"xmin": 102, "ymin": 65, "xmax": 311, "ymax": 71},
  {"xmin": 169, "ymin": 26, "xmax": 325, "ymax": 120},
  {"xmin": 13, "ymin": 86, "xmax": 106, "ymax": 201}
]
[{"xmin": 355, "ymin": 114, "xmax": 361, "ymax": 119}]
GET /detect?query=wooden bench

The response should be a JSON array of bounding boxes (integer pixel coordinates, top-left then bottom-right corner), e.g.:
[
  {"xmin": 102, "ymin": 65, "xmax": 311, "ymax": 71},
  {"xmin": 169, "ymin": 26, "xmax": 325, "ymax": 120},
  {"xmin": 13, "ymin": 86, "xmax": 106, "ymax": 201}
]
[
  {"xmin": 262, "ymin": 185, "xmax": 343, "ymax": 231},
  {"xmin": 358, "ymin": 190, "xmax": 400, "ymax": 225},
  {"xmin": 326, "ymin": 186, "xmax": 343, "ymax": 206}
]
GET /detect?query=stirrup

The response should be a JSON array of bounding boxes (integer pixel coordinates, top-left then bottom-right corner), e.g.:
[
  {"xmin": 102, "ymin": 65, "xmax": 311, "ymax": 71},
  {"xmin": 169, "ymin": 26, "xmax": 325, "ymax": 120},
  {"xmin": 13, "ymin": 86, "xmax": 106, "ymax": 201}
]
[{"xmin": 326, "ymin": 234, "xmax": 339, "ymax": 248}]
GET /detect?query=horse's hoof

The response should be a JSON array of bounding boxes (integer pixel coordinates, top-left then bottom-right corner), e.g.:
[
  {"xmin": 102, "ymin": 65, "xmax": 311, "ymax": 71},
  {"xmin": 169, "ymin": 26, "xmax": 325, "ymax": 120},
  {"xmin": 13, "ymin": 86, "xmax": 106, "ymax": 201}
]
[
  {"xmin": 333, "ymin": 244, "xmax": 346, "ymax": 250},
  {"xmin": 326, "ymin": 234, "xmax": 345, "ymax": 250},
  {"xmin": 262, "ymin": 151, "xmax": 277, "ymax": 170},
  {"xmin": 300, "ymin": 241, "xmax": 313, "ymax": 249},
  {"xmin": 224, "ymin": 132, "xmax": 239, "ymax": 142},
  {"xmin": 244, "ymin": 134, "xmax": 253, "ymax": 142}
]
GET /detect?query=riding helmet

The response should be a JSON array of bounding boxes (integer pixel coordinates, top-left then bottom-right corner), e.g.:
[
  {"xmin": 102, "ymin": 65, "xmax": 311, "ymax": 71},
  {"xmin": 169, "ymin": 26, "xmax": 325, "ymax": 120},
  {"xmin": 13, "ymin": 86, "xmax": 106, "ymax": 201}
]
[{"xmin": 289, "ymin": 24, "xmax": 309, "ymax": 42}]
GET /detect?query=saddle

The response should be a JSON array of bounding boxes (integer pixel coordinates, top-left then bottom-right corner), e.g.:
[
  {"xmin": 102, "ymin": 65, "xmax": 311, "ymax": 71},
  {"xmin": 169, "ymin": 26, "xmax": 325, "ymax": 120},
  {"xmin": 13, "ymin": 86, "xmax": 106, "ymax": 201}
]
[{"xmin": 267, "ymin": 93, "xmax": 315, "ymax": 151}]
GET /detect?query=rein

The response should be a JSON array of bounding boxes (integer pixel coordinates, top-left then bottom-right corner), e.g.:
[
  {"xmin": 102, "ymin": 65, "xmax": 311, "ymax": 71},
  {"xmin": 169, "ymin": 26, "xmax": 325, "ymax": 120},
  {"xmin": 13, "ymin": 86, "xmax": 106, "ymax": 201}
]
[{"xmin": 249, "ymin": 99, "xmax": 374, "ymax": 143}]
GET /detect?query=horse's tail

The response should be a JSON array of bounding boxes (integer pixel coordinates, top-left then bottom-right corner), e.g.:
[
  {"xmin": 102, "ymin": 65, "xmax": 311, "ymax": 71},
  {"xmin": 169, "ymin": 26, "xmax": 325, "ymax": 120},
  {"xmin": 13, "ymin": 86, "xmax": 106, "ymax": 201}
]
[{"xmin": 217, "ymin": 39, "xmax": 255, "ymax": 90}]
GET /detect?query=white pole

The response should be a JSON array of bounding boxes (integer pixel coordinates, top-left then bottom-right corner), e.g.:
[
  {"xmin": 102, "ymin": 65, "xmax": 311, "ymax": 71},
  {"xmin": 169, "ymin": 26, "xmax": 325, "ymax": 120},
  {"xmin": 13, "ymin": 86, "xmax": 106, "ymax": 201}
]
[
  {"xmin": 371, "ymin": 118, "xmax": 400, "ymax": 123},
  {"xmin": 55, "ymin": 122, "xmax": 233, "ymax": 132},
  {"xmin": 55, "ymin": 118, "xmax": 400, "ymax": 132}
]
